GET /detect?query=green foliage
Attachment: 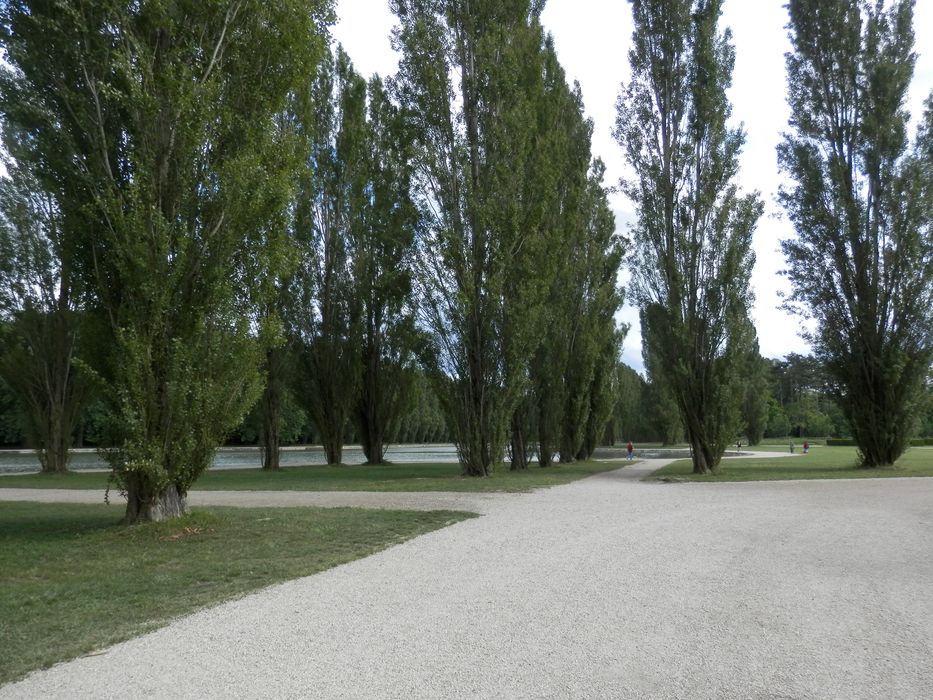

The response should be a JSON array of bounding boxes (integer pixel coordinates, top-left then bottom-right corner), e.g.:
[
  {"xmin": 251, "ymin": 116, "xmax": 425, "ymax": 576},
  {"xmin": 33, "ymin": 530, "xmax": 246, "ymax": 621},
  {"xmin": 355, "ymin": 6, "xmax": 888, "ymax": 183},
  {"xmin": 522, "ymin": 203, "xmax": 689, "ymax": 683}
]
[
  {"xmin": 639, "ymin": 324, "xmax": 688, "ymax": 445},
  {"xmin": 289, "ymin": 44, "xmax": 367, "ymax": 466},
  {"xmin": 525, "ymin": 55, "xmax": 598, "ymax": 467},
  {"xmin": 768, "ymin": 353, "xmax": 826, "ymax": 406},
  {"xmin": 0, "ymin": 156, "xmax": 91, "ymax": 472},
  {"xmin": 915, "ymin": 380, "xmax": 933, "ymax": 437},
  {"xmin": 764, "ymin": 398, "xmax": 791, "ymax": 439},
  {"xmin": 395, "ymin": 369, "xmax": 450, "ymax": 444},
  {"xmin": 0, "ymin": 0, "xmax": 335, "ymax": 519},
  {"xmin": 236, "ymin": 379, "xmax": 308, "ymax": 447},
  {"xmin": 281, "ymin": 47, "xmax": 423, "ymax": 467},
  {"xmin": 559, "ymin": 162, "xmax": 626, "ymax": 462},
  {"xmin": 784, "ymin": 393, "xmax": 833, "ymax": 438},
  {"xmin": 353, "ymin": 75, "xmax": 421, "ymax": 464},
  {"xmin": 779, "ymin": 0, "xmax": 933, "ymax": 467},
  {"xmin": 642, "ymin": 373, "xmax": 686, "ymax": 445},
  {"xmin": 0, "ymin": 373, "xmax": 24, "ymax": 445},
  {"xmin": 615, "ymin": 0, "xmax": 762, "ymax": 474},
  {"xmin": 610, "ymin": 363, "xmax": 645, "ymax": 444},
  {"xmin": 393, "ymin": 1, "xmax": 596, "ymax": 475},
  {"xmin": 740, "ymin": 345, "xmax": 770, "ymax": 445}
]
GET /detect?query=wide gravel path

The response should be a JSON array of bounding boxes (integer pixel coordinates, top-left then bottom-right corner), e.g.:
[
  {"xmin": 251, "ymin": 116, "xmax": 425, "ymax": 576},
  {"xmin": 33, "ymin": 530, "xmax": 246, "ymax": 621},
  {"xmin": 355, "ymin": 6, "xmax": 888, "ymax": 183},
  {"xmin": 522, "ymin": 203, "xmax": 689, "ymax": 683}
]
[{"xmin": 3, "ymin": 459, "xmax": 933, "ymax": 699}]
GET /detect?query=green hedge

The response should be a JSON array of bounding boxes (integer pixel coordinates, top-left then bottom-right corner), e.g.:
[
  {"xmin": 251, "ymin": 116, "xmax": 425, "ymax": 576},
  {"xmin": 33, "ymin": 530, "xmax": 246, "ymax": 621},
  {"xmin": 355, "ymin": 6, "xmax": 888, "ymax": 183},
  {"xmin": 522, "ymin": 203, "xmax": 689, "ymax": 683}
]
[{"xmin": 825, "ymin": 437, "xmax": 933, "ymax": 447}]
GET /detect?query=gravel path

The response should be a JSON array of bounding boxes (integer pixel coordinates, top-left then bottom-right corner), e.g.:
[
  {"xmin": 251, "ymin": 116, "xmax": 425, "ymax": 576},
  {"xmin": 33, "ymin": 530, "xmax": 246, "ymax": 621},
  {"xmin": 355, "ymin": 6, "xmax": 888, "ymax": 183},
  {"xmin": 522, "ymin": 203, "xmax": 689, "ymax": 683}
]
[
  {"xmin": 0, "ymin": 487, "xmax": 518, "ymax": 514},
  {"xmin": 4, "ymin": 459, "xmax": 933, "ymax": 698}
]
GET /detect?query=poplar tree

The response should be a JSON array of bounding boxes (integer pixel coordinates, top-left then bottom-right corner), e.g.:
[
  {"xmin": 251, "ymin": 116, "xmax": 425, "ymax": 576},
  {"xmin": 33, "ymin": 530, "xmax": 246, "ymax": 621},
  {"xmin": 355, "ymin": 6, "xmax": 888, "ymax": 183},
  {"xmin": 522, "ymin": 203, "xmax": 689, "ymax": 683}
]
[
  {"xmin": 558, "ymin": 161, "xmax": 625, "ymax": 462},
  {"xmin": 615, "ymin": 0, "xmax": 762, "ymax": 474},
  {"xmin": 391, "ymin": 0, "xmax": 557, "ymax": 476},
  {"xmin": 290, "ymin": 45, "xmax": 366, "ymax": 465},
  {"xmin": 0, "ymin": 0, "xmax": 333, "ymax": 521},
  {"xmin": 0, "ymin": 160, "xmax": 91, "ymax": 472},
  {"xmin": 741, "ymin": 344, "xmax": 770, "ymax": 445},
  {"xmin": 354, "ymin": 75, "xmax": 420, "ymax": 465},
  {"xmin": 524, "ymin": 50, "xmax": 594, "ymax": 469},
  {"xmin": 780, "ymin": 0, "xmax": 933, "ymax": 466}
]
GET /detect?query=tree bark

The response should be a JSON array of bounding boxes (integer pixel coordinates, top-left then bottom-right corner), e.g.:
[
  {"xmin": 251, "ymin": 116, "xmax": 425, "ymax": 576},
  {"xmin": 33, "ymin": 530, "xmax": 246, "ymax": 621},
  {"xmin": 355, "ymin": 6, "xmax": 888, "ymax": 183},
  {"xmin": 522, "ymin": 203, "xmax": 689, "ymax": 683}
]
[
  {"xmin": 323, "ymin": 437, "xmax": 343, "ymax": 466},
  {"xmin": 509, "ymin": 412, "xmax": 529, "ymax": 471},
  {"xmin": 261, "ymin": 430, "xmax": 280, "ymax": 470},
  {"xmin": 690, "ymin": 436, "xmax": 717, "ymax": 475},
  {"xmin": 124, "ymin": 482, "xmax": 188, "ymax": 524},
  {"xmin": 559, "ymin": 431, "xmax": 575, "ymax": 463},
  {"xmin": 358, "ymin": 341, "xmax": 387, "ymax": 465},
  {"xmin": 37, "ymin": 411, "xmax": 70, "ymax": 473},
  {"xmin": 259, "ymin": 358, "xmax": 282, "ymax": 471},
  {"xmin": 537, "ymin": 402, "xmax": 556, "ymax": 467}
]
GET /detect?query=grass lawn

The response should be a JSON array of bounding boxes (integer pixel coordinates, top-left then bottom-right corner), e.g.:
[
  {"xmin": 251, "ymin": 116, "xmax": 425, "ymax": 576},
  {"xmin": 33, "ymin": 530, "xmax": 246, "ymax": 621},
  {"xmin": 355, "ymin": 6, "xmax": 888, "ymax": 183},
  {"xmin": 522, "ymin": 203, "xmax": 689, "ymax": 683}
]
[
  {"xmin": 0, "ymin": 460, "xmax": 626, "ymax": 493},
  {"xmin": 0, "ymin": 502, "xmax": 474, "ymax": 686},
  {"xmin": 650, "ymin": 445, "xmax": 933, "ymax": 481}
]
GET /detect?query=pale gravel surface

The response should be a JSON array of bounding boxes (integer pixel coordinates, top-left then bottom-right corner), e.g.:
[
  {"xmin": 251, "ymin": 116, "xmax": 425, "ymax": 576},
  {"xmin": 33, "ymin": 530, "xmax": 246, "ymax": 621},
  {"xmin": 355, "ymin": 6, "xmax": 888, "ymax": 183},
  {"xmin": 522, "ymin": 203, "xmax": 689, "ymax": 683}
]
[
  {"xmin": 3, "ymin": 458, "xmax": 933, "ymax": 699},
  {"xmin": 0, "ymin": 487, "xmax": 517, "ymax": 514}
]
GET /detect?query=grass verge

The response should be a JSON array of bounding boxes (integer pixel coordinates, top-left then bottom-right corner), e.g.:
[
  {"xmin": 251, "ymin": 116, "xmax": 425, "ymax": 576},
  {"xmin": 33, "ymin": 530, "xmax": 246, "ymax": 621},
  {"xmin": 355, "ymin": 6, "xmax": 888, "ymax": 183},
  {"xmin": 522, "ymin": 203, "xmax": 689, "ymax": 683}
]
[
  {"xmin": 0, "ymin": 460, "xmax": 625, "ymax": 493},
  {"xmin": 650, "ymin": 445, "xmax": 933, "ymax": 481},
  {"xmin": 0, "ymin": 502, "xmax": 474, "ymax": 686}
]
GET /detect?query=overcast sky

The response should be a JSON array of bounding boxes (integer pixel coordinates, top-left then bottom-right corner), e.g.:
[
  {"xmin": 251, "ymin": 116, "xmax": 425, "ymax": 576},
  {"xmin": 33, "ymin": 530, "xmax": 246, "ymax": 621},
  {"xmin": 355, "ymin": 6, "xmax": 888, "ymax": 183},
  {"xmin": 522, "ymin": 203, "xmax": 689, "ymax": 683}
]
[{"xmin": 332, "ymin": 0, "xmax": 933, "ymax": 373}]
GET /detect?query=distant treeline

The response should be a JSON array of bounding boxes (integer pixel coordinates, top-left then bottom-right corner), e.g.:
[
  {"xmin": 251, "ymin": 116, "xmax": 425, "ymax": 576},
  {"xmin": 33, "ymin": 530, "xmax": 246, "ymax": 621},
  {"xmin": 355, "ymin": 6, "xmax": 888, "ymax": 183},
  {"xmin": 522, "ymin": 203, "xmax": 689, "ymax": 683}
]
[
  {"xmin": 610, "ymin": 353, "xmax": 933, "ymax": 445},
  {"xmin": 0, "ymin": 365, "xmax": 451, "ymax": 449}
]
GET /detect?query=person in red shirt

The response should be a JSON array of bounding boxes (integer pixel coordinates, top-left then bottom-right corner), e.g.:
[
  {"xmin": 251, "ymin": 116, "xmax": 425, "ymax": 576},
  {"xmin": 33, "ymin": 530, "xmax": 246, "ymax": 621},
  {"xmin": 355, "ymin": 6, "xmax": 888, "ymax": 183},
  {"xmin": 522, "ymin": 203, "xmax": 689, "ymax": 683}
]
[
  {"xmin": 626, "ymin": 441, "xmax": 634, "ymax": 460},
  {"xmin": 803, "ymin": 440, "xmax": 810, "ymax": 454}
]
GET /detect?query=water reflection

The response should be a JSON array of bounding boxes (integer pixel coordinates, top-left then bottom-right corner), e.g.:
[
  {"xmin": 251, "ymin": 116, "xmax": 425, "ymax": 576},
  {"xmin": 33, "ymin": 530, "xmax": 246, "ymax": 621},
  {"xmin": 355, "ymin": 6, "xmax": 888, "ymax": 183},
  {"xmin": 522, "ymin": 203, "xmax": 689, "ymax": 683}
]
[{"xmin": 0, "ymin": 444, "xmax": 461, "ymax": 474}]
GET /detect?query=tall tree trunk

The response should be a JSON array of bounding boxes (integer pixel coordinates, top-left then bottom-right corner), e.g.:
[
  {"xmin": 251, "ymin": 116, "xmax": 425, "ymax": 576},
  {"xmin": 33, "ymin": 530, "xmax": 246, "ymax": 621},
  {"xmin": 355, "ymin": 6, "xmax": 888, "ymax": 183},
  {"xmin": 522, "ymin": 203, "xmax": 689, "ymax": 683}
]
[
  {"xmin": 510, "ymin": 412, "xmax": 529, "ymax": 471},
  {"xmin": 559, "ymin": 429, "xmax": 575, "ymax": 463},
  {"xmin": 36, "ymin": 410, "xmax": 70, "ymax": 473},
  {"xmin": 537, "ymin": 402, "xmax": 555, "ymax": 467},
  {"xmin": 323, "ymin": 429, "xmax": 343, "ymax": 465},
  {"xmin": 259, "ymin": 351, "xmax": 282, "ymax": 471},
  {"xmin": 360, "ymin": 415, "xmax": 385, "ymax": 465},
  {"xmin": 358, "ymin": 342, "xmax": 386, "ymax": 465},
  {"xmin": 261, "ymin": 422, "xmax": 280, "ymax": 471},
  {"xmin": 124, "ymin": 481, "xmax": 188, "ymax": 524},
  {"xmin": 689, "ymin": 431, "xmax": 717, "ymax": 475}
]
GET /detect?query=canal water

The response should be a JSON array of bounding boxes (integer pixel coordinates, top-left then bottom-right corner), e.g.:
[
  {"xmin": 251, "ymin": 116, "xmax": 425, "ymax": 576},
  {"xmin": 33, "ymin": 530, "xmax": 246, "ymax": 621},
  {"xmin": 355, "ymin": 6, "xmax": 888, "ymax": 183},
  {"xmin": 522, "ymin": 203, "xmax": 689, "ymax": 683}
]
[{"xmin": 0, "ymin": 444, "xmax": 461, "ymax": 474}]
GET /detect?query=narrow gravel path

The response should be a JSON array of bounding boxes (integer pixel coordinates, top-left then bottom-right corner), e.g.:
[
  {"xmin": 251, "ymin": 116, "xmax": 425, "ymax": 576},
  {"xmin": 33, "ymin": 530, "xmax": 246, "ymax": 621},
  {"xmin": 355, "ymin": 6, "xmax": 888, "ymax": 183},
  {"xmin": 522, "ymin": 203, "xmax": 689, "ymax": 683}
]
[
  {"xmin": 3, "ymin": 459, "xmax": 933, "ymax": 699},
  {"xmin": 0, "ymin": 487, "xmax": 518, "ymax": 514}
]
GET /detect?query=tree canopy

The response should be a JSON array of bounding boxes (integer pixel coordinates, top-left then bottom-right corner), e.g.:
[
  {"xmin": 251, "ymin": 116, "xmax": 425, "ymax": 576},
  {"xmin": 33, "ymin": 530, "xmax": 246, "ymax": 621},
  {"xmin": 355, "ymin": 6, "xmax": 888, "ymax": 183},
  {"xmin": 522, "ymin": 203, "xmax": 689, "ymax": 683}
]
[
  {"xmin": 615, "ymin": 0, "xmax": 762, "ymax": 474},
  {"xmin": 779, "ymin": 0, "xmax": 933, "ymax": 467},
  {"xmin": 0, "ymin": 0, "xmax": 335, "ymax": 521}
]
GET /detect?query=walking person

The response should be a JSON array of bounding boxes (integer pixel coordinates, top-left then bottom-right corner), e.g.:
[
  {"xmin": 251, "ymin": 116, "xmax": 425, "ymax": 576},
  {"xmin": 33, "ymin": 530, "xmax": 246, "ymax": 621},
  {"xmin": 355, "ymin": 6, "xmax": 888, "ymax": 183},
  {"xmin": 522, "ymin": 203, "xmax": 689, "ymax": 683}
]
[{"xmin": 626, "ymin": 441, "xmax": 634, "ymax": 460}]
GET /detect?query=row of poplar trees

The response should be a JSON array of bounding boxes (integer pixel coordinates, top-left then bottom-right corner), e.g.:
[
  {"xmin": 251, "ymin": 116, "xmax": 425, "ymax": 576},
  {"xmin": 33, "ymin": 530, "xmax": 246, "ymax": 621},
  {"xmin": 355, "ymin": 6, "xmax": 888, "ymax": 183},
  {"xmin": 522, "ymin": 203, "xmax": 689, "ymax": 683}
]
[
  {"xmin": 617, "ymin": 0, "xmax": 931, "ymax": 474},
  {"xmin": 1, "ymin": 0, "xmax": 929, "ymax": 523},
  {"xmin": 0, "ymin": 0, "xmax": 624, "ymax": 522}
]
